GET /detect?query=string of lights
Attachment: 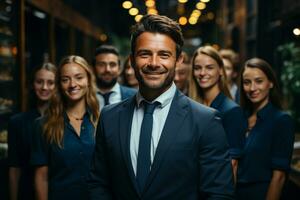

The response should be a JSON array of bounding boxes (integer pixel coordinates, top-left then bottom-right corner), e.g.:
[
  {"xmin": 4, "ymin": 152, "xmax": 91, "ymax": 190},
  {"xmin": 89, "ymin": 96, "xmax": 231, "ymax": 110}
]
[{"xmin": 121, "ymin": 0, "xmax": 213, "ymax": 26}]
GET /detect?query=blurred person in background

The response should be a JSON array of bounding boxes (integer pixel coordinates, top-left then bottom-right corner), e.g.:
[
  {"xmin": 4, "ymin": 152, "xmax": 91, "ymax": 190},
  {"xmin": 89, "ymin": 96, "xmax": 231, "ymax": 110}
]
[
  {"xmin": 189, "ymin": 45, "xmax": 247, "ymax": 182},
  {"xmin": 31, "ymin": 56, "xmax": 99, "ymax": 200},
  {"xmin": 236, "ymin": 58, "xmax": 295, "ymax": 200},
  {"xmin": 8, "ymin": 63, "xmax": 56, "ymax": 200},
  {"xmin": 219, "ymin": 49, "xmax": 240, "ymax": 103},
  {"xmin": 93, "ymin": 45, "xmax": 136, "ymax": 110},
  {"xmin": 174, "ymin": 51, "xmax": 191, "ymax": 96},
  {"xmin": 121, "ymin": 56, "xmax": 139, "ymax": 89}
]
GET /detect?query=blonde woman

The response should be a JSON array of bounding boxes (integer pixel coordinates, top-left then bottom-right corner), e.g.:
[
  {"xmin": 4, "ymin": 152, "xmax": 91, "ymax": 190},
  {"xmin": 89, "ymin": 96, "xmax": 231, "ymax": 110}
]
[
  {"xmin": 189, "ymin": 46, "xmax": 247, "ymax": 181},
  {"xmin": 31, "ymin": 55, "xmax": 99, "ymax": 200},
  {"xmin": 8, "ymin": 63, "xmax": 56, "ymax": 200}
]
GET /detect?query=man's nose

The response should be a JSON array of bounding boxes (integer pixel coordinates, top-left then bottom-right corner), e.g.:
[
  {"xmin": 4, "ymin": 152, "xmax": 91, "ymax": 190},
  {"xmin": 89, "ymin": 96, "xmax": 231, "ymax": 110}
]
[{"xmin": 149, "ymin": 55, "xmax": 159, "ymax": 67}]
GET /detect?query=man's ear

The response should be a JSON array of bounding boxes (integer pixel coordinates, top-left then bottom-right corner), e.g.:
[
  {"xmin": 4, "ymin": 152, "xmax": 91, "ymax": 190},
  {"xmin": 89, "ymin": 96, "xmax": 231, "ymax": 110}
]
[
  {"xmin": 176, "ymin": 53, "xmax": 184, "ymax": 66},
  {"xmin": 129, "ymin": 54, "xmax": 135, "ymax": 68}
]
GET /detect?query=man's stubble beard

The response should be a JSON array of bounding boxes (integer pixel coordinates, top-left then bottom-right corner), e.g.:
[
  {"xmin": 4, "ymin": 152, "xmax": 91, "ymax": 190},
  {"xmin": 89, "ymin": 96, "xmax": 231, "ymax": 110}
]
[{"xmin": 96, "ymin": 77, "xmax": 118, "ymax": 89}]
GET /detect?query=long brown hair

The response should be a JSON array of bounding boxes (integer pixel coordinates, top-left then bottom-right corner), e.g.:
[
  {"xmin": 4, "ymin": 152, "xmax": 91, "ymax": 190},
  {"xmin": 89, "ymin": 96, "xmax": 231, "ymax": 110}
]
[
  {"xmin": 189, "ymin": 45, "xmax": 232, "ymax": 103},
  {"xmin": 43, "ymin": 55, "xmax": 99, "ymax": 147},
  {"xmin": 239, "ymin": 58, "xmax": 282, "ymax": 112}
]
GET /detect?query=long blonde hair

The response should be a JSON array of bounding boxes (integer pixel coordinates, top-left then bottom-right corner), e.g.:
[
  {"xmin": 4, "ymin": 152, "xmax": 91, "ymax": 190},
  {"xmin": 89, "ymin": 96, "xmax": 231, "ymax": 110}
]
[
  {"xmin": 189, "ymin": 45, "xmax": 232, "ymax": 103},
  {"xmin": 43, "ymin": 55, "xmax": 100, "ymax": 147}
]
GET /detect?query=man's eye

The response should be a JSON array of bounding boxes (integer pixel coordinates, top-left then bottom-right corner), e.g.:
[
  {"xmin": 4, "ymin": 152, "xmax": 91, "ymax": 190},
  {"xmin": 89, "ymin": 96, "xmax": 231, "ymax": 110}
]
[
  {"xmin": 61, "ymin": 78, "xmax": 68, "ymax": 83},
  {"xmin": 139, "ymin": 53, "xmax": 149, "ymax": 58},
  {"xmin": 160, "ymin": 54, "xmax": 170, "ymax": 59},
  {"xmin": 109, "ymin": 62, "xmax": 117, "ymax": 67},
  {"xmin": 97, "ymin": 62, "xmax": 106, "ymax": 67}
]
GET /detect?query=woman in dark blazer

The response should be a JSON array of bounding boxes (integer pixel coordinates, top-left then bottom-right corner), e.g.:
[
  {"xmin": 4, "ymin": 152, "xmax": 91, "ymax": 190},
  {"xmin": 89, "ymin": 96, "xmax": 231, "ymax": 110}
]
[
  {"xmin": 236, "ymin": 58, "xmax": 295, "ymax": 199},
  {"xmin": 8, "ymin": 63, "xmax": 56, "ymax": 200},
  {"xmin": 189, "ymin": 45, "xmax": 247, "ymax": 182},
  {"xmin": 31, "ymin": 55, "xmax": 99, "ymax": 200}
]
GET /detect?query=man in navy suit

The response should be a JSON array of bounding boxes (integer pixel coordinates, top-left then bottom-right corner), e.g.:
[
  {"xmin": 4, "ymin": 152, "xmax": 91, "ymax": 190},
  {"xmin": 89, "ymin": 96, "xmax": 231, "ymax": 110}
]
[
  {"xmin": 93, "ymin": 45, "xmax": 136, "ymax": 110},
  {"xmin": 88, "ymin": 15, "xmax": 235, "ymax": 199}
]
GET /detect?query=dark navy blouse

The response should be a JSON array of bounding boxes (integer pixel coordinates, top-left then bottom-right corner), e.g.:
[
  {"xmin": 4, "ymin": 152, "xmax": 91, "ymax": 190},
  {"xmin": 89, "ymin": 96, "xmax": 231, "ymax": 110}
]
[
  {"xmin": 211, "ymin": 92, "xmax": 247, "ymax": 159},
  {"xmin": 8, "ymin": 109, "xmax": 40, "ymax": 200},
  {"xmin": 31, "ymin": 112, "xmax": 96, "ymax": 200},
  {"xmin": 237, "ymin": 102, "xmax": 295, "ymax": 184}
]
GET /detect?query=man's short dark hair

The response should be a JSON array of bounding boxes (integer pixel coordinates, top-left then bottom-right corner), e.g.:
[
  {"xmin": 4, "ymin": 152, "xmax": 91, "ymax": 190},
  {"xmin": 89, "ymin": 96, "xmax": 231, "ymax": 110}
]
[
  {"xmin": 130, "ymin": 14, "xmax": 184, "ymax": 59},
  {"xmin": 93, "ymin": 45, "xmax": 120, "ymax": 66}
]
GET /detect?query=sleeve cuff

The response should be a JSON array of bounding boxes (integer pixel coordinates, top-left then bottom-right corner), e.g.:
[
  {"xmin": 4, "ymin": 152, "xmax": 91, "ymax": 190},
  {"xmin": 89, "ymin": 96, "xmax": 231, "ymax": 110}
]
[
  {"xmin": 271, "ymin": 157, "xmax": 290, "ymax": 171},
  {"xmin": 229, "ymin": 148, "xmax": 243, "ymax": 159}
]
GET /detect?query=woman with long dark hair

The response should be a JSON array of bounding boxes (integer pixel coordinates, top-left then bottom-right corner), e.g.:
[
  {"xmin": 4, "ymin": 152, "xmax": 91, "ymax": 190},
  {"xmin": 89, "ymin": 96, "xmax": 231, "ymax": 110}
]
[
  {"xmin": 31, "ymin": 55, "xmax": 99, "ymax": 200},
  {"xmin": 236, "ymin": 58, "xmax": 295, "ymax": 199}
]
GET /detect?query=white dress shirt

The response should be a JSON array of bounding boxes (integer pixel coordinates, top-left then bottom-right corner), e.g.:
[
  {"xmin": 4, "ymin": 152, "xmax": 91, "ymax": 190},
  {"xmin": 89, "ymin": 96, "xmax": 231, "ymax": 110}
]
[
  {"xmin": 96, "ymin": 83, "xmax": 122, "ymax": 111},
  {"xmin": 130, "ymin": 82, "xmax": 176, "ymax": 175}
]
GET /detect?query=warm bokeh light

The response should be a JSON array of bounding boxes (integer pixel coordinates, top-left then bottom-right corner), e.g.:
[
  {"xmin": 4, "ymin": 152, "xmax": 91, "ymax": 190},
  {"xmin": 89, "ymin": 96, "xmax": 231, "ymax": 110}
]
[
  {"xmin": 192, "ymin": 10, "xmax": 201, "ymax": 15},
  {"xmin": 189, "ymin": 17, "xmax": 198, "ymax": 25},
  {"xmin": 145, "ymin": 0, "xmax": 155, "ymax": 8},
  {"xmin": 191, "ymin": 10, "xmax": 201, "ymax": 18},
  {"xmin": 12, "ymin": 46, "xmax": 17, "ymax": 56},
  {"xmin": 148, "ymin": 8, "xmax": 158, "ymax": 15},
  {"xmin": 122, "ymin": 1, "xmax": 133, "ymax": 9},
  {"xmin": 135, "ymin": 14, "xmax": 143, "ymax": 22},
  {"xmin": 293, "ymin": 28, "xmax": 300, "ymax": 36},
  {"xmin": 100, "ymin": 34, "xmax": 107, "ymax": 42},
  {"xmin": 129, "ymin": 7, "xmax": 139, "ymax": 16},
  {"xmin": 178, "ymin": 16, "xmax": 188, "ymax": 25},
  {"xmin": 207, "ymin": 12, "xmax": 215, "ymax": 20},
  {"xmin": 196, "ymin": 2, "xmax": 206, "ymax": 10},
  {"xmin": 200, "ymin": 0, "xmax": 210, "ymax": 3},
  {"xmin": 178, "ymin": 0, "xmax": 188, "ymax": 3}
]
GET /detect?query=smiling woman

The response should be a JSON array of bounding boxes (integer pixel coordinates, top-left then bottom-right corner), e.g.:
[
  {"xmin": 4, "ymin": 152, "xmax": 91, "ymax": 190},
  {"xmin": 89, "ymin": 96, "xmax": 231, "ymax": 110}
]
[
  {"xmin": 188, "ymin": 45, "xmax": 247, "ymax": 182},
  {"xmin": 31, "ymin": 55, "xmax": 100, "ymax": 200},
  {"xmin": 8, "ymin": 62, "xmax": 56, "ymax": 200},
  {"xmin": 237, "ymin": 58, "xmax": 295, "ymax": 200}
]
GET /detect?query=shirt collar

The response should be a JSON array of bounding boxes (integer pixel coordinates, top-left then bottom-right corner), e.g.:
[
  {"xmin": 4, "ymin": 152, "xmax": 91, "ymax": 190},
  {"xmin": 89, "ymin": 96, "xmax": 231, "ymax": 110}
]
[
  {"xmin": 210, "ymin": 92, "xmax": 225, "ymax": 109},
  {"xmin": 257, "ymin": 102, "xmax": 273, "ymax": 120},
  {"xmin": 136, "ymin": 82, "xmax": 177, "ymax": 109}
]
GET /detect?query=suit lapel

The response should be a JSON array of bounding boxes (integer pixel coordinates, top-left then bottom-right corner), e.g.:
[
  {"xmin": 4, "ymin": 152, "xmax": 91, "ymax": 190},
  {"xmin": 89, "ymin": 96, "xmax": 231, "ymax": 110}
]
[
  {"xmin": 143, "ymin": 90, "xmax": 189, "ymax": 192},
  {"xmin": 119, "ymin": 97, "xmax": 141, "ymax": 195}
]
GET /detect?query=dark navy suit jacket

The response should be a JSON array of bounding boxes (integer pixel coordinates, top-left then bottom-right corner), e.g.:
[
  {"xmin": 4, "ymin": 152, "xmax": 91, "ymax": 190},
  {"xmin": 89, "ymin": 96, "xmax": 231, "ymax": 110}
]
[
  {"xmin": 88, "ymin": 90, "xmax": 235, "ymax": 200},
  {"xmin": 210, "ymin": 92, "xmax": 247, "ymax": 159},
  {"xmin": 120, "ymin": 85, "xmax": 136, "ymax": 100}
]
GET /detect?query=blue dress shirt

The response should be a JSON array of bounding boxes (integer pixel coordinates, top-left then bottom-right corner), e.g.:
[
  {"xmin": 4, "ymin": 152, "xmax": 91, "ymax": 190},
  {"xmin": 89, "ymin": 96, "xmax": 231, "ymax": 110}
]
[
  {"xmin": 31, "ymin": 112, "xmax": 95, "ymax": 200},
  {"xmin": 210, "ymin": 92, "xmax": 247, "ymax": 159}
]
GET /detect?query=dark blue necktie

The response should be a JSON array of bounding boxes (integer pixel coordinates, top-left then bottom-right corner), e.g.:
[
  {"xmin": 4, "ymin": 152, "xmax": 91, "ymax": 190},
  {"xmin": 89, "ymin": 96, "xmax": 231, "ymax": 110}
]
[
  {"xmin": 136, "ymin": 101, "xmax": 160, "ymax": 191},
  {"xmin": 100, "ymin": 91, "xmax": 113, "ymax": 106}
]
